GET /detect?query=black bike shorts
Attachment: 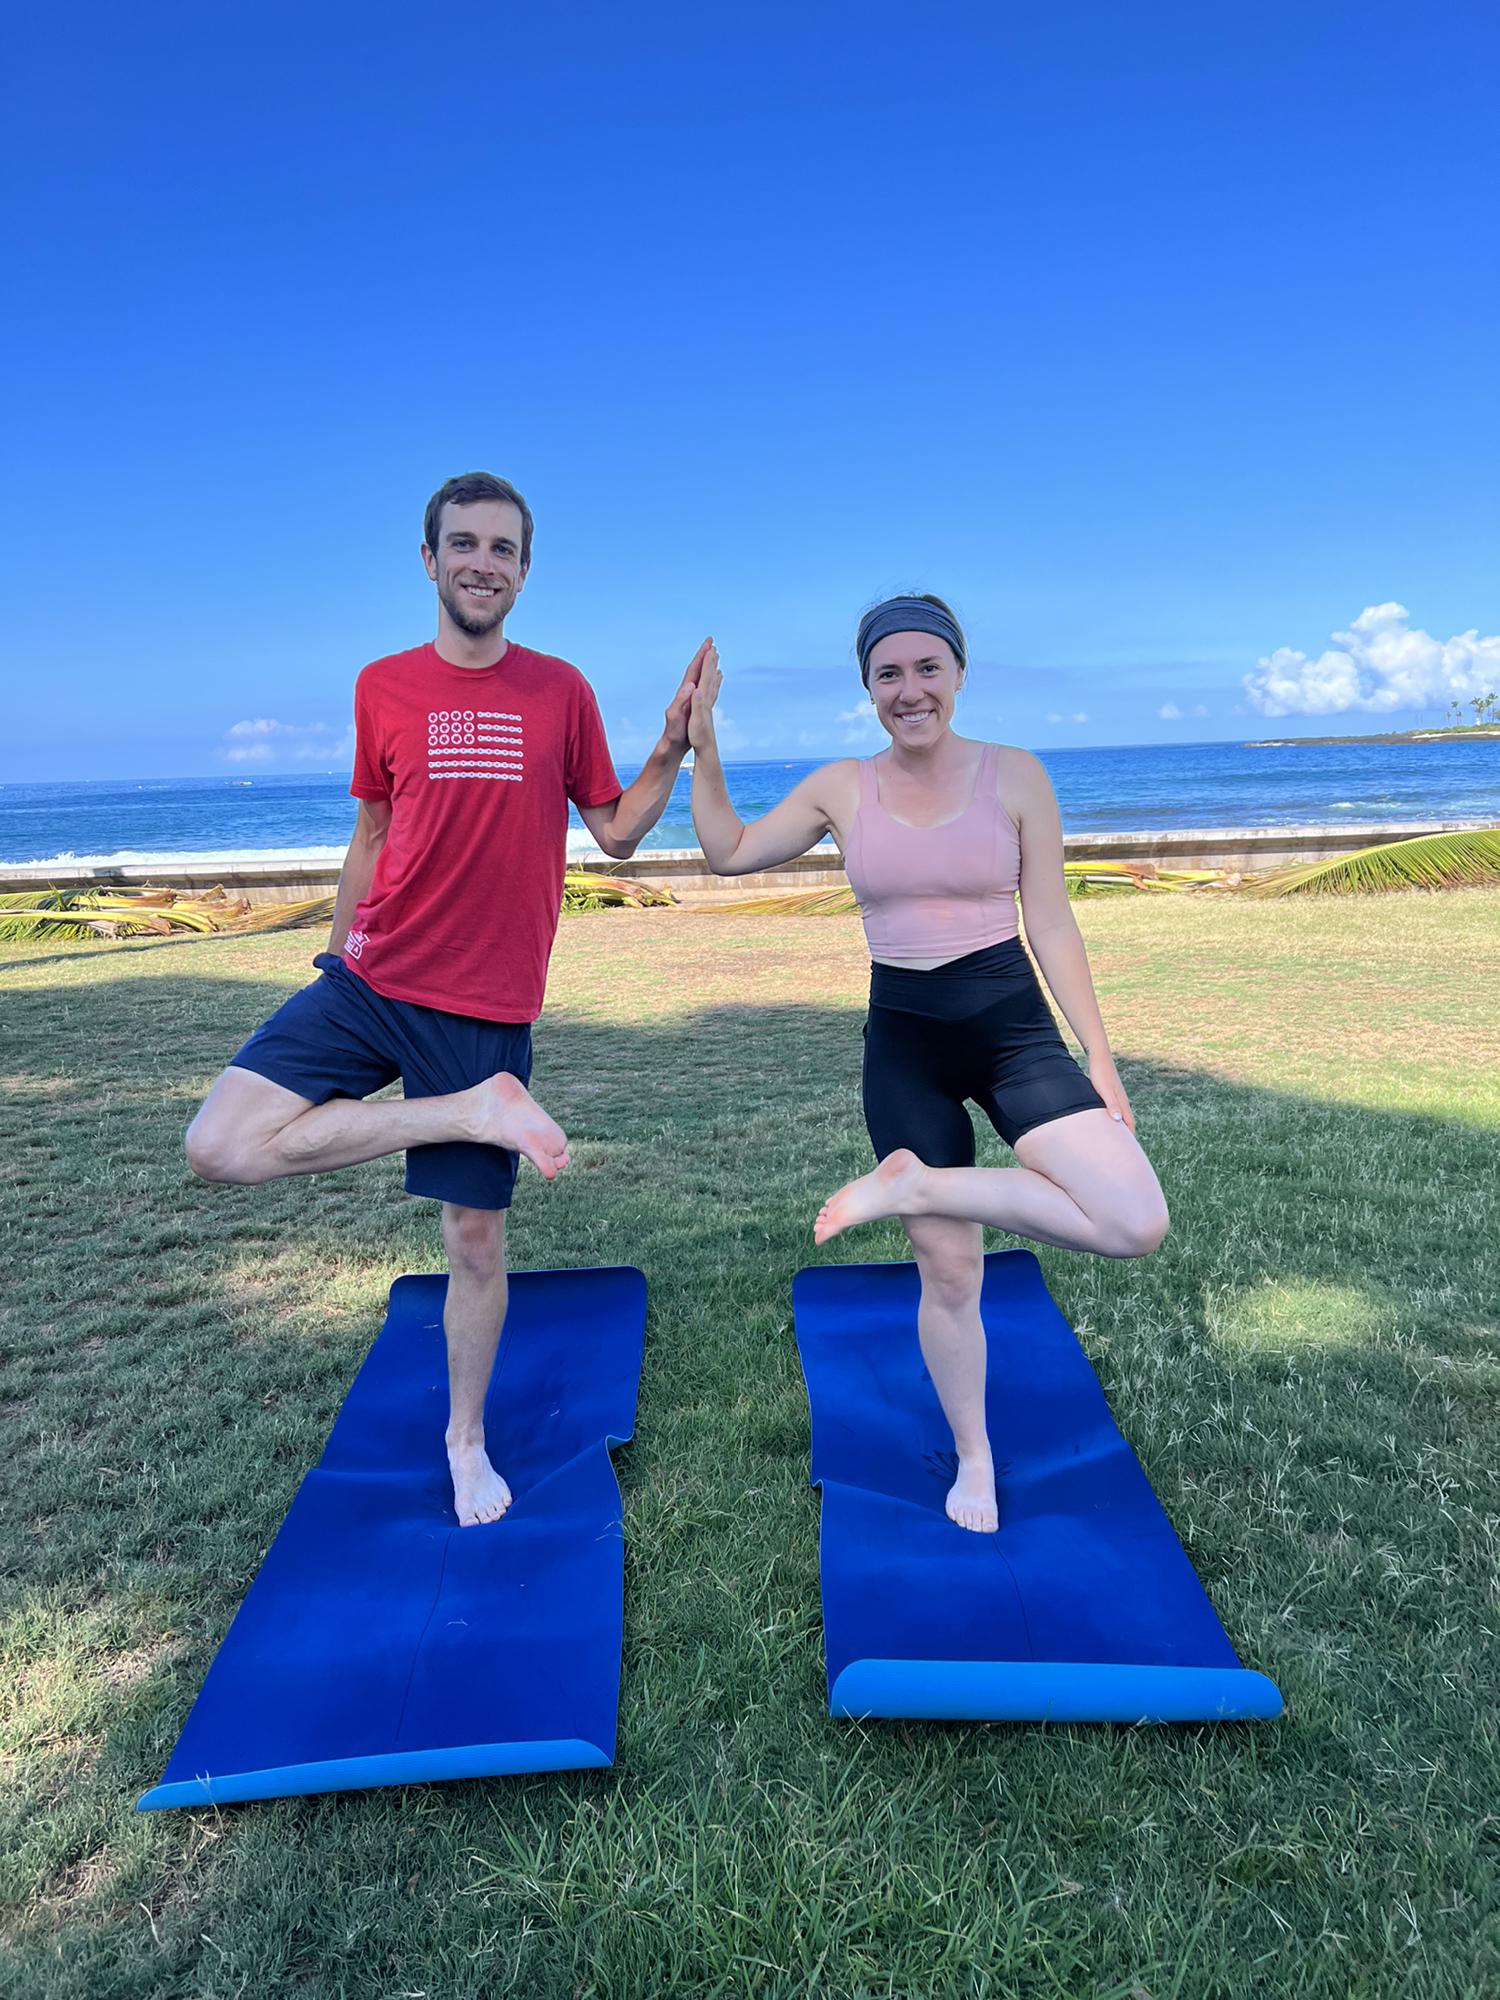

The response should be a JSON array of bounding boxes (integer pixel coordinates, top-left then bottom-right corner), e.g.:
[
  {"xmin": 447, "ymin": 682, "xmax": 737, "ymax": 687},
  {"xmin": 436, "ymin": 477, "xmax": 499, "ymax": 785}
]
[{"xmin": 861, "ymin": 938, "xmax": 1105, "ymax": 1166}]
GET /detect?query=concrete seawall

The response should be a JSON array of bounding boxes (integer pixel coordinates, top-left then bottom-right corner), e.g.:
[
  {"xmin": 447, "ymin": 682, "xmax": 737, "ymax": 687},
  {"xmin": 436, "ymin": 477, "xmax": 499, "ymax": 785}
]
[{"xmin": 3, "ymin": 821, "xmax": 1494, "ymax": 905}]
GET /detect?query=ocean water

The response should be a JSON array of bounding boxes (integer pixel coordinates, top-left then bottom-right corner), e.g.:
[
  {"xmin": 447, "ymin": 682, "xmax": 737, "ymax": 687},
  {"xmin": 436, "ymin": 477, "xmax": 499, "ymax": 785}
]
[{"xmin": 1, "ymin": 738, "xmax": 1496, "ymax": 868}]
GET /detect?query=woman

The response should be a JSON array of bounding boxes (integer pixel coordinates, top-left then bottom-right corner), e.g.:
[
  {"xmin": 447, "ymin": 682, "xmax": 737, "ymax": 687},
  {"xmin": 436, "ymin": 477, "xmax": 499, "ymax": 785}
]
[{"xmin": 688, "ymin": 594, "xmax": 1169, "ymax": 1534}]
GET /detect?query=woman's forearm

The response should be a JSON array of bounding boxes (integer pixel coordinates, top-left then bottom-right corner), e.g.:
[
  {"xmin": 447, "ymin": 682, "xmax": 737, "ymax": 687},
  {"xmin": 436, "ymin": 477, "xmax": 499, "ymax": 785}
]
[
  {"xmin": 690, "ymin": 737, "xmax": 749, "ymax": 872},
  {"xmin": 1024, "ymin": 918, "xmax": 1114, "ymax": 1065}
]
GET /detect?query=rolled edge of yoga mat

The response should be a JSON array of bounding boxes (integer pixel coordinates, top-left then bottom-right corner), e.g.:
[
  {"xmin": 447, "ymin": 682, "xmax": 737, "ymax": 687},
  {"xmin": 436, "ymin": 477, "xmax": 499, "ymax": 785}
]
[
  {"xmin": 138, "ymin": 1738, "xmax": 611, "ymax": 1811},
  {"xmin": 831, "ymin": 1660, "xmax": 1285, "ymax": 1725}
]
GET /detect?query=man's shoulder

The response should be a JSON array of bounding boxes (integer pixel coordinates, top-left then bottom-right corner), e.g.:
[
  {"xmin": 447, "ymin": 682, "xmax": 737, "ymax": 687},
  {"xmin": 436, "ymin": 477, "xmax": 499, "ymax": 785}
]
[
  {"xmin": 355, "ymin": 643, "xmax": 434, "ymax": 690},
  {"xmin": 509, "ymin": 642, "xmax": 591, "ymax": 684}
]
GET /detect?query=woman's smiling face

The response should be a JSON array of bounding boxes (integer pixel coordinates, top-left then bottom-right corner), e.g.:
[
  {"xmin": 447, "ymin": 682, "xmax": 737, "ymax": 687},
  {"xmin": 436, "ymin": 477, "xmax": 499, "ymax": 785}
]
[{"xmin": 865, "ymin": 631, "xmax": 965, "ymax": 748}]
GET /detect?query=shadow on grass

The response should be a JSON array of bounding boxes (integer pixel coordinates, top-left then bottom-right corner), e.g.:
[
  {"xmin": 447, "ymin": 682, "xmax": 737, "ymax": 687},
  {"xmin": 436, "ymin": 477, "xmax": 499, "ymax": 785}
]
[{"xmin": 2, "ymin": 959, "xmax": 1498, "ymax": 1997}]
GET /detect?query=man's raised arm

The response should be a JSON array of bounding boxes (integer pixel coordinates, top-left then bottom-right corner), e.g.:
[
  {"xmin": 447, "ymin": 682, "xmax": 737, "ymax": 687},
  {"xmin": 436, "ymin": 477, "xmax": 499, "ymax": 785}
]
[{"xmin": 577, "ymin": 638, "xmax": 711, "ymax": 860}]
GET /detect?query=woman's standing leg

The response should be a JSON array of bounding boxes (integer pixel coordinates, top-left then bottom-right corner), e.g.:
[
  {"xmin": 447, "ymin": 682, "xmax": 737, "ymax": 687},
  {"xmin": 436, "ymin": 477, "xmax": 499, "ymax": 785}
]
[{"xmin": 901, "ymin": 1210, "xmax": 998, "ymax": 1533}]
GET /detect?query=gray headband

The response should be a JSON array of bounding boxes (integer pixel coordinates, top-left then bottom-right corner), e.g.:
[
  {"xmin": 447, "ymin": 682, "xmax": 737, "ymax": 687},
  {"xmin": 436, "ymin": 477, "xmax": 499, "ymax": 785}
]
[{"xmin": 856, "ymin": 596, "xmax": 967, "ymax": 681}]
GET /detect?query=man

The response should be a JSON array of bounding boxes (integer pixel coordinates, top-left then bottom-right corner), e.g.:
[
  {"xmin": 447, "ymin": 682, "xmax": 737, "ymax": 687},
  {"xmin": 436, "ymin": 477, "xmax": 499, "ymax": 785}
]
[{"xmin": 186, "ymin": 471, "xmax": 705, "ymax": 1526}]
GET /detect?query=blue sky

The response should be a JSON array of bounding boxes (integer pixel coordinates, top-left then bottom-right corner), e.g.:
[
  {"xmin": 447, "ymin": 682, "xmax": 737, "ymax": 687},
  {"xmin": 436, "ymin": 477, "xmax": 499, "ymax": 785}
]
[{"xmin": 5, "ymin": 2, "xmax": 1498, "ymax": 780}]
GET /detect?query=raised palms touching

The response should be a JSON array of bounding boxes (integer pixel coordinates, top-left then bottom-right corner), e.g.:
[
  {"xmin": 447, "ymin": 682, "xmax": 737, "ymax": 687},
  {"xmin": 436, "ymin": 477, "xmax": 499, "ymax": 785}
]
[
  {"xmin": 686, "ymin": 641, "xmax": 723, "ymax": 753},
  {"xmin": 663, "ymin": 638, "xmax": 714, "ymax": 752}
]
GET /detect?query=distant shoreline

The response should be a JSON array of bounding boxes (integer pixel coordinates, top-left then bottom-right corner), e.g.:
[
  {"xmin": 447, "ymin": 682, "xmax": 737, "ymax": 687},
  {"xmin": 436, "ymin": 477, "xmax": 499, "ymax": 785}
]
[
  {"xmin": 5, "ymin": 816, "xmax": 1496, "ymax": 880},
  {"xmin": 1247, "ymin": 728, "xmax": 1500, "ymax": 748}
]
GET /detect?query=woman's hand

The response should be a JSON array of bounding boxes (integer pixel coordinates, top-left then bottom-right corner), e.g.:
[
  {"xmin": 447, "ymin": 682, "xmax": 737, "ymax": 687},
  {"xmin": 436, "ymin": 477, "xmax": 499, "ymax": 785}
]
[
  {"xmin": 662, "ymin": 638, "xmax": 712, "ymax": 753},
  {"xmin": 686, "ymin": 642, "xmax": 723, "ymax": 754},
  {"xmin": 1089, "ymin": 1054, "xmax": 1136, "ymax": 1133}
]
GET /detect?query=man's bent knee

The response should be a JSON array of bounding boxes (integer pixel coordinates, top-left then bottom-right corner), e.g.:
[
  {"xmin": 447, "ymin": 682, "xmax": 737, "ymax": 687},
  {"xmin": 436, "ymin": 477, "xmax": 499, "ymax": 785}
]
[
  {"xmin": 185, "ymin": 1112, "xmax": 258, "ymax": 1185},
  {"xmin": 185, "ymin": 1068, "xmax": 309, "ymax": 1186}
]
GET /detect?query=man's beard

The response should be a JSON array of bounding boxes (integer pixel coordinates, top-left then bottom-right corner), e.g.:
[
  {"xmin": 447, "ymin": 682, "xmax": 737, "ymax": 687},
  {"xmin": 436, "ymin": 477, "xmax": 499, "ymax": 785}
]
[{"xmin": 440, "ymin": 580, "xmax": 510, "ymax": 637}]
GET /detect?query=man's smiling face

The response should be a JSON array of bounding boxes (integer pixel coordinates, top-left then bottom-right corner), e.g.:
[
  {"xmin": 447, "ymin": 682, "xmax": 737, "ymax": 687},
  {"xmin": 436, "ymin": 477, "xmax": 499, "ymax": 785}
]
[{"xmin": 423, "ymin": 498, "xmax": 528, "ymax": 638}]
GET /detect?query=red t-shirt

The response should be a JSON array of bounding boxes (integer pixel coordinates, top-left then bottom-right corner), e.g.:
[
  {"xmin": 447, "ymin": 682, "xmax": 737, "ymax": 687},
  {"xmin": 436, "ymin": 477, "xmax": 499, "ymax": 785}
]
[{"xmin": 344, "ymin": 641, "xmax": 622, "ymax": 1022}]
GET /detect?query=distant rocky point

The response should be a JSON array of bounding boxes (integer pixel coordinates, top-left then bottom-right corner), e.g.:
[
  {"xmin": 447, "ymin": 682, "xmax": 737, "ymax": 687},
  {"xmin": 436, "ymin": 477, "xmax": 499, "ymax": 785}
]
[{"xmin": 1247, "ymin": 728, "xmax": 1500, "ymax": 748}]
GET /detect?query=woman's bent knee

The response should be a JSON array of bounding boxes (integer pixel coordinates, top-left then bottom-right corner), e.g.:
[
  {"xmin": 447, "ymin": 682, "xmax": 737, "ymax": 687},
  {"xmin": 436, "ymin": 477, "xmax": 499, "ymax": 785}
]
[{"xmin": 1102, "ymin": 1198, "xmax": 1169, "ymax": 1258}]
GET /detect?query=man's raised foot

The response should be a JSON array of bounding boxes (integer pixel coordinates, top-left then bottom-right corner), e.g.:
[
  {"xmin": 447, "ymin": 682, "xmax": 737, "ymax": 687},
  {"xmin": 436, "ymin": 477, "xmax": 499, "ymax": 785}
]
[{"xmin": 463, "ymin": 1073, "xmax": 570, "ymax": 1180}]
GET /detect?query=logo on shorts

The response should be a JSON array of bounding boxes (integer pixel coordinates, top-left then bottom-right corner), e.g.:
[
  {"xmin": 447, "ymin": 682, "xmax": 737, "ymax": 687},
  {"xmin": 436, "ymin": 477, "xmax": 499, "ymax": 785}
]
[{"xmin": 345, "ymin": 928, "xmax": 369, "ymax": 960}]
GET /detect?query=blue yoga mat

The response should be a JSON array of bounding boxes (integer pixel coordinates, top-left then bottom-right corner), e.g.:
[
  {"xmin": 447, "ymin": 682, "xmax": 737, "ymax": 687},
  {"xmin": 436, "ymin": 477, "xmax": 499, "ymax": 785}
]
[
  {"xmin": 139, "ymin": 1265, "xmax": 646, "ymax": 1809},
  {"xmin": 793, "ymin": 1251, "xmax": 1282, "ymax": 1724}
]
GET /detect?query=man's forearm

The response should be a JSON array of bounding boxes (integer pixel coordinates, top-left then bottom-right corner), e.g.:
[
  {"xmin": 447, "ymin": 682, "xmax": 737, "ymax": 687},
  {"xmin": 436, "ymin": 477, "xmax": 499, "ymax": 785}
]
[
  {"xmin": 325, "ymin": 836, "xmax": 381, "ymax": 955},
  {"xmin": 602, "ymin": 739, "xmax": 688, "ymax": 855}
]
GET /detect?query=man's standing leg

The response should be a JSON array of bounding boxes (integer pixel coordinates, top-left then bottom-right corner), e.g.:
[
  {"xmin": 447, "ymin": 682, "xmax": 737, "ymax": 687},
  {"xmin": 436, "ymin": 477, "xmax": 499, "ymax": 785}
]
[{"xmin": 441, "ymin": 1202, "xmax": 513, "ymax": 1525}]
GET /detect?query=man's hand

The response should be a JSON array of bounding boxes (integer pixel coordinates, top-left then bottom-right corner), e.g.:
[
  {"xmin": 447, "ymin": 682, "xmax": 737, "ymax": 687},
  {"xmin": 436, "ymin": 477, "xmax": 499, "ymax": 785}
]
[
  {"xmin": 686, "ymin": 642, "xmax": 723, "ymax": 754},
  {"xmin": 663, "ymin": 638, "xmax": 714, "ymax": 752}
]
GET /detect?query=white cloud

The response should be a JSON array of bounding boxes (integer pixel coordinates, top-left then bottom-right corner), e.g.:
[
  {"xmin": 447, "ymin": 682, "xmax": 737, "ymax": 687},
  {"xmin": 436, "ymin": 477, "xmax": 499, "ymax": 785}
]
[
  {"xmin": 222, "ymin": 718, "xmax": 352, "ymax": 765},
  {"xmin": 1244, "ymin": 604, "xmax": 1500, "ymax": 717},
  {"xmin": 837, "ymin": 702, "xmax": 883, "ymax": 744},
  {"xmin": 1194, "ymin": 704, "xmax": 1210, "ymax": 718},
  {"xmin": 1159, "ymin": 703, "xmax": 1183, "ymax": 720},
  {"xmin": 609, "ymin": 714, "xmax": 655, "ymax": 757},
  {"xmin": 1046, "ymin": 711, "xmax": 1089, "ymax": 726},
  {"xmin": 614, "ymin": 710, "xmax": 750, "ymax": 758}
]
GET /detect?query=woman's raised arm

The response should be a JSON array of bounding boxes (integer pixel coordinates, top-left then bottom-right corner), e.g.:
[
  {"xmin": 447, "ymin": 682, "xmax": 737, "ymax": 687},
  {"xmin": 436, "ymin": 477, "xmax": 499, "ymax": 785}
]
[{"xmin": 688, "ymin": 646, "xmax": 845, "ymax": 876}]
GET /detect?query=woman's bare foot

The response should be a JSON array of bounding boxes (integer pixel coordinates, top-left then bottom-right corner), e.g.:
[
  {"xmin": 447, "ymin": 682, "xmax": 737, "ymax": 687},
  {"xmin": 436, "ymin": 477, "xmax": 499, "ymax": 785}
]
[
  {"xmin": 814, "ymin": 1148, "xmax": 929, "ymax": 1244},
  {"xmin": 447, "ymin": 1439, "xmax": 512, "ymax": 1527},
  {"xmin": 947, "ymin": 1454, "xmax": 999, "ymax": 1533},
  {"xmin": 464, "ymin": 1073, "xmax": 570, "ymax": 1180}
]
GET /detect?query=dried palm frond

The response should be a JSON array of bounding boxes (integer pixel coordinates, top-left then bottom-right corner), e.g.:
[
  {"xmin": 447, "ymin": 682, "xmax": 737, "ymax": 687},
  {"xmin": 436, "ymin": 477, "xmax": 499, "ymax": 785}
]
[
  {"xmin": 561, "ymin": 871, "xmax": 677, "ymax": 912},
  {"xmin": 0, "ymin": 885, "xmax": 248, "ymax": 942},
  {"xmin": 692, "ymin": 886, "xmax": 861, "ymax": 916},
  {"xmin": 1245, "ymin": 829, "xmax": 1500, "ymax": 898},
  {"xmin": 701, "ymin": 862, "xmax": 1224, "ymax": 916},
  {"xmin": 234, "ymin": 896, "xmax": 339, "ymax": 933}
]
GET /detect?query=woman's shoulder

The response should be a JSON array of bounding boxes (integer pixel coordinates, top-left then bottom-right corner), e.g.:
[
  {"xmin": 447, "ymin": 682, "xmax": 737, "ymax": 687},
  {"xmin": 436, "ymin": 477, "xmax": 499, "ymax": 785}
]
[
  {"xmin": 804, "ymin": 755, "xmax": 864, "ymax": 794},
  {"xmin": 980, "ymin": 740, "xmax": 1050, "ymax": 789}
]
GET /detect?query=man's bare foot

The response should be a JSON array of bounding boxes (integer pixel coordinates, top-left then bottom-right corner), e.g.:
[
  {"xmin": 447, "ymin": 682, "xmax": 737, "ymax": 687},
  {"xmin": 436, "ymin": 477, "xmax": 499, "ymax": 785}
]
[
  {"xmin": 465, "ymin": 1073, "xmax": 570, "ymax": 1180},
  {"xmin": 447, "ymin": 1438, "xmax": 512, "ymax": 1527},
  {"xmin": 813, "ymin": 1148, "xmax": 929, "ymax": 1244},
  {"xmin": 947, "ymin": 1454, "xmax": 999, "ymax": 1533}
]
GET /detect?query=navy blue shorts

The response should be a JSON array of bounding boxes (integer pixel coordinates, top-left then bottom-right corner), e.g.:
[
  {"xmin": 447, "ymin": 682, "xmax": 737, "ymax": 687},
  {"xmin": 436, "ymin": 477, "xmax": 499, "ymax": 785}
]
[{"xmin": 230, "ymin": 955, "xmax": 533, "ymax": 1210}]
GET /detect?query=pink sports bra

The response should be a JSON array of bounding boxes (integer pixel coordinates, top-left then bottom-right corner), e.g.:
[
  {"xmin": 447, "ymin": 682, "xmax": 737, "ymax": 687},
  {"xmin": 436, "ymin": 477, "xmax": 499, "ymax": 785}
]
[{"xmin": 842, "ymin": 743, "xmax": 1021, "ymax": 961}]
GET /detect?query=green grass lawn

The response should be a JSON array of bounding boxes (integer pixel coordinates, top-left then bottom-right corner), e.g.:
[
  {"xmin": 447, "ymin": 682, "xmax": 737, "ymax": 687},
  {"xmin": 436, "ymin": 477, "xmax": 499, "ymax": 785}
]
[{"xmin": 2, "ymin": 892, "xmax": 1498, "ymax": 1998}]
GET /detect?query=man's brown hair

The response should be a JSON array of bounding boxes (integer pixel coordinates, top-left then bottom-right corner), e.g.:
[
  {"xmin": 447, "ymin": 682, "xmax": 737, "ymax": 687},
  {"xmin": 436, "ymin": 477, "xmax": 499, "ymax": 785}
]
[{"xmin": 423, "ymin": 473, "xmax": 534, "ymax": 569}]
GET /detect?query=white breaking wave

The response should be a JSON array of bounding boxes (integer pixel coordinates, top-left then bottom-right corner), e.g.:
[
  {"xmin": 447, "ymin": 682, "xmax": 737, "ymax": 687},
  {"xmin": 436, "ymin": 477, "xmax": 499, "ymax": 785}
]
[
  {"xmin": 2, "ymin": 832, "xmax": 673, "ymax": 869},
  {"xmin": 2, "ymin": 844, "xmax": 354, "ymax": 870}
]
